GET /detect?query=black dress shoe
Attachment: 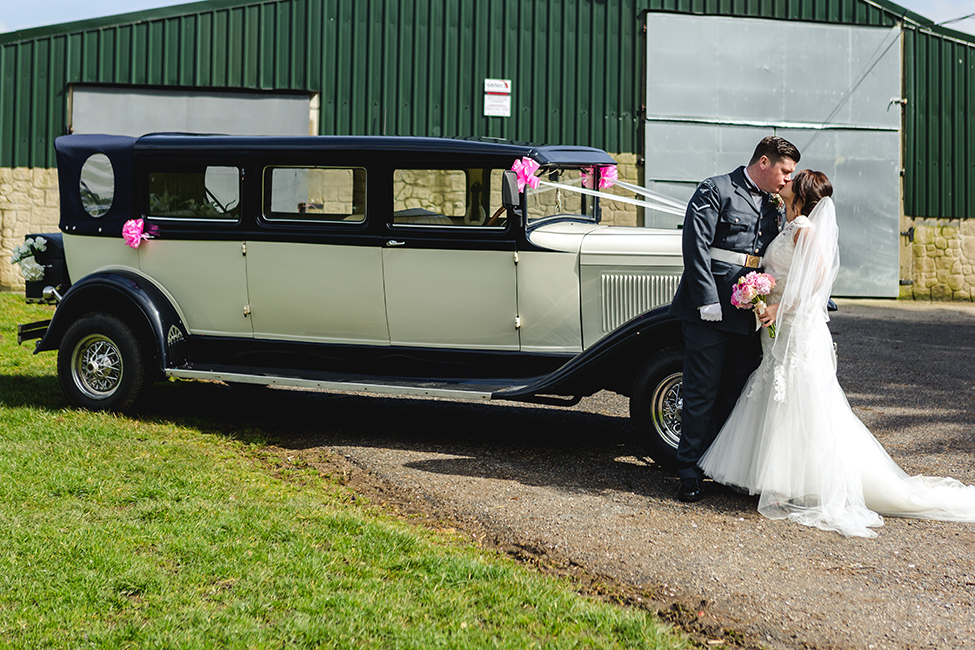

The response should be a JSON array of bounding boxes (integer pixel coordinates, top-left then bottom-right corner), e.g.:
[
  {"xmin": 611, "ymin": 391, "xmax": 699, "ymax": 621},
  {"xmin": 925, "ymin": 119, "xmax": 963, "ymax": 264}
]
[{"xmin": 677, "ymin": 478, "xmax": 703, "ymax": 503}]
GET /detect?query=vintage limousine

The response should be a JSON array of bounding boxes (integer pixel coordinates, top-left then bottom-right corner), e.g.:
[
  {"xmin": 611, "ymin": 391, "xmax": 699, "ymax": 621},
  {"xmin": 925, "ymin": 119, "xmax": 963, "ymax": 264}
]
[{"xmin": 18, "ymin": 134, "xmax": 686, "ymax": 466}]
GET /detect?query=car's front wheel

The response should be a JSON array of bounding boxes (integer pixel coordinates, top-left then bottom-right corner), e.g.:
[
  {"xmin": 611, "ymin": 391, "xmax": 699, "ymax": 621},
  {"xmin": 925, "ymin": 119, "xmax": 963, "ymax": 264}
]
[
  {"xmin": 629, "ymin": 347, "xmax": 684, "ymax": 469},
  {"xmin": 58, "ymin": 313, "xmax": 147, "ymax": 412}
]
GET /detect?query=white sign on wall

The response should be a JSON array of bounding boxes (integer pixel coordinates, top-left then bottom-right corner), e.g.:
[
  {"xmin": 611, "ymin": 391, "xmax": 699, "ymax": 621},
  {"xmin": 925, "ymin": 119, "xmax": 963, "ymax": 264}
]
[{"xmin": 483, "ymin": 78, "xmax": 511, "ymax": 117}]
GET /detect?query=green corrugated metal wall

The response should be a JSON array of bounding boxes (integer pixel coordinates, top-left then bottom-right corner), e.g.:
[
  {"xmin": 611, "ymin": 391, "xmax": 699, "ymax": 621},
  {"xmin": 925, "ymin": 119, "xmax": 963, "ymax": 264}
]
[
  {"xmin": 1, "ymin": 0, "xmax": 973, "ymax": 218},
  {"xmin": 903, "ymin": 27, "xmax": 975, "ymax": 219},
  {"xmin": 0, "ymin": 0, "xmax": 644, "ymax": 168}
]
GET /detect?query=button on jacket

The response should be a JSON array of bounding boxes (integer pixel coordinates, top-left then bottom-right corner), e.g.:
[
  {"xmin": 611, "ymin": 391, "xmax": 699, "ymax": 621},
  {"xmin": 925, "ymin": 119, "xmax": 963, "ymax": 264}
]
[{"xmin": 669, "ymin": 166, "xmax": 782, "ymax": 336}]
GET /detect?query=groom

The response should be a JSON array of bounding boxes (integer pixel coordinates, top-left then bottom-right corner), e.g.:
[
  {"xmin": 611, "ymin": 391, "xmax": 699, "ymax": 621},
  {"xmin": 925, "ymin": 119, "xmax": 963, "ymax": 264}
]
[{"xmin": 669, "ymin": 136, "xmax": 800, "ymax": 502}]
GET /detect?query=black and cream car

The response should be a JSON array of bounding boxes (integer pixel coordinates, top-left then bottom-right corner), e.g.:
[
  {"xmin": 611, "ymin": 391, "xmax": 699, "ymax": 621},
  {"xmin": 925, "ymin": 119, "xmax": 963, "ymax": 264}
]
[{"xmin": 19, "ymin": 134, "xmax": 686, "ymax": 466}]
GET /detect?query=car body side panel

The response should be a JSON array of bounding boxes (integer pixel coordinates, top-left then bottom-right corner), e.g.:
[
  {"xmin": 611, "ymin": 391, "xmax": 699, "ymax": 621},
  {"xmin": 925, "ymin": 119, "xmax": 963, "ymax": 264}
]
[
  {"xmin": 138, "ymin": 239, "xmax": 252, "ymax": 337},
  {"xmin": 516, "ymin": 250, "xmax": 583, "ymax": 353},
  {"xmin": 383, "ymin": 247, "xmax": 519, "ymax": 350},
  {"xmin": 245, "ymin": 240, "xmax": 390, "ymax": 344},
  {"xmin": 63, "ymin": 233, "xmax": 139, "ymax": 280},
  {"xmin": 579, "ymin": 228, "xmax": 684, "ymax": 349}
]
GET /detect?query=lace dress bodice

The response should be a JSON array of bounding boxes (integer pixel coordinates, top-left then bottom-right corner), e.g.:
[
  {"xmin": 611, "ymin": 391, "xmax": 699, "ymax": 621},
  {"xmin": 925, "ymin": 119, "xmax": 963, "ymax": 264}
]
[{"xmin": 763, "ymin": 215, "xmax": 809, "ymax": 304}]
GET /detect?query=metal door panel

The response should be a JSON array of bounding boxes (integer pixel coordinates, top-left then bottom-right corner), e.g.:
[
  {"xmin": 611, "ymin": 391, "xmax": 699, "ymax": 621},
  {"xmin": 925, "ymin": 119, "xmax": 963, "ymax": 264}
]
[
  {"xmin": 246, "ymin": 241, "xmax": 389, "ymax": 344},
  {"xmin": 138, "ymin": 240, "xmax": 252, "ymax": 336},
  {"xmin": 383, "ymin": 248, "xmax": 519, "ymax": 350},
  {"xmin": 644, "ymin": 13, "xmax": 901, "ymax": 297}
]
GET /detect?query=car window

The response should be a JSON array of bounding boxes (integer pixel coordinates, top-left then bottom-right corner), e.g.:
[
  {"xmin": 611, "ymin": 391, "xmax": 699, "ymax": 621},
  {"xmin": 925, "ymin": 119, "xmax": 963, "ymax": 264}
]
[
  {"xmin": 79, "ymin": 153, "xmax": 114, "ymax": 218},
  {"xmin": 264, "ymin": 167, "xmax": 366, "ymax": 223},
  {"xmin": 147, "ymin": 166, "xmax": 240, "ymax": 221},
  {"xmin": 392, "ymin": 168, "xmax": 506, "ymax": 228}
]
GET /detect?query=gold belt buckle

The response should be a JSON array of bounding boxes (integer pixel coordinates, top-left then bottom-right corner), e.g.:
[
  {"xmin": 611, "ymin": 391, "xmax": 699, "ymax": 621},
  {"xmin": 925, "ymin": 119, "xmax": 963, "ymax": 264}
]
[{"xmin": 745, "ymin": 254, "xmax": 761, "ymax": 268}]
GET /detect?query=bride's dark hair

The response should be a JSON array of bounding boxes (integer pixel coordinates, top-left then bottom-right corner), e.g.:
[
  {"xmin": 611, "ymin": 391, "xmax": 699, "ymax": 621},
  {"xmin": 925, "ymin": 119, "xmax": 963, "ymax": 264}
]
[{"xmin": 791, "ymin": 170, "xmax": 833, "ymax": 216}]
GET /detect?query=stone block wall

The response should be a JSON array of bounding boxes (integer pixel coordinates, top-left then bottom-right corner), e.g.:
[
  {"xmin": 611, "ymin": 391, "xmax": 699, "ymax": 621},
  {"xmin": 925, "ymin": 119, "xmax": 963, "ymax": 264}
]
[
  {"xmin": 599, "ymin": 153, "xmax": 642, "ymax": 227},
  {"xmin": 392, "ymin": 168, "xmax": 473, "ymax": 216},
  {"xmin": 908, "ymin": 218, "xmax": 975, "ymax": 301},
  {"xmin": 1, "ymin": 168, "xmax": 60, "ymax": 292}
]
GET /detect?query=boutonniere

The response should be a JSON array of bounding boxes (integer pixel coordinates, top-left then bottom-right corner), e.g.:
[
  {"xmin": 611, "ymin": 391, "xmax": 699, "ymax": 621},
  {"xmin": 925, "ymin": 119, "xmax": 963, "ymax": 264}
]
[{"xmin": 769, "ymin": 194, "xmax": 784, "ymax": 210}]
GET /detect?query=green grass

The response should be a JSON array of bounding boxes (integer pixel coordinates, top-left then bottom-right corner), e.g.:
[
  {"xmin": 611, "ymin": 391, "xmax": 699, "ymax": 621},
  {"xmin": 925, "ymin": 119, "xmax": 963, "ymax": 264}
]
[{"xmin": 0, "ymin": 294, "xmax": 688, "ymax": 649}]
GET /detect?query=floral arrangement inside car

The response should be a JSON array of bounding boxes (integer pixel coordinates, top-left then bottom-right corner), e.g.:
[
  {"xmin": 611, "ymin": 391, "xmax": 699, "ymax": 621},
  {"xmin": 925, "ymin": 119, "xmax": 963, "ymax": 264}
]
[{"xmin": 17, "ymin": 133, "xmax": 687, "ymax": 467}]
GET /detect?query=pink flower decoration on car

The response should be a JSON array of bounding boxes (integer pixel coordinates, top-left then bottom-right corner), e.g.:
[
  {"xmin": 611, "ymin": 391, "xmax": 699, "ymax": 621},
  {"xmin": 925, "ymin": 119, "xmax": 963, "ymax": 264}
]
[
  {"xmin": 598, "ymin": 165, "xmax": 618, "ymax": 189},
  {"xmin": 122, "ymin": 218, "xmax": 150, "ymax": 249},
  {"xmin": 581, "ymin": 166, "xmax": 618, "ymax": 189},
  {"xmin": 511, "ymin": 157, "xmax": 540, "ymax": 192}
]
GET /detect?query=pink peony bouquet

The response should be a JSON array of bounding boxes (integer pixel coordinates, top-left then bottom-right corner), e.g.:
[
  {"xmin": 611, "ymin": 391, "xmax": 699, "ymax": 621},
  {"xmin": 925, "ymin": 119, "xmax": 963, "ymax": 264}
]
[{"xmin": 731, "ymin": 271, "xmax": 776, "ymax": 337}]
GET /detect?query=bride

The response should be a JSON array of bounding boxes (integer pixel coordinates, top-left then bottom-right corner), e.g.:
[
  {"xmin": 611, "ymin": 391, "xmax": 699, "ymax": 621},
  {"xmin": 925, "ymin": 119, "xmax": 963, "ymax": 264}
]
[{"xmin": 699, "ymin": 169, "xmax": 975, "ymax": 538}]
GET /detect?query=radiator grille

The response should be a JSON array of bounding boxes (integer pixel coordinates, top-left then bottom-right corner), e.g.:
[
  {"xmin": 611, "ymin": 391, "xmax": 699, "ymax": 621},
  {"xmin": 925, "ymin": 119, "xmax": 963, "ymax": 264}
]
[{"xmin": 601, "ymin": 273, "xmax": 680, "ymax": 333}]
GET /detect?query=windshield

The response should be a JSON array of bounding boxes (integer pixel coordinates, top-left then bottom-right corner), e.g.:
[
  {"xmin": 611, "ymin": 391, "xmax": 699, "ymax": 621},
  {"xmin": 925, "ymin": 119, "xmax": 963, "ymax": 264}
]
[{"xmin": 525, "ymin": 168, "xmax": 597, "ymax": 224}]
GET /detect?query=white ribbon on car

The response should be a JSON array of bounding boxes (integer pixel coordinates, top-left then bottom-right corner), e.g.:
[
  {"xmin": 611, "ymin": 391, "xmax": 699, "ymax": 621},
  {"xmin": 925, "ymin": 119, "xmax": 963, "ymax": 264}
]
[{"xmin": 532, "ymin": 179, "xmax": 686, "ymax": 217}]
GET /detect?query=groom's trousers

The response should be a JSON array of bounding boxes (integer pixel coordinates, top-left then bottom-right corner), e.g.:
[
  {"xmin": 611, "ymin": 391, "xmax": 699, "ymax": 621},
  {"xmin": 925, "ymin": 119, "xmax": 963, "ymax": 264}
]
[{"xmin": 676, "ymin": 321, "xmax": 762, "ymax": 480}]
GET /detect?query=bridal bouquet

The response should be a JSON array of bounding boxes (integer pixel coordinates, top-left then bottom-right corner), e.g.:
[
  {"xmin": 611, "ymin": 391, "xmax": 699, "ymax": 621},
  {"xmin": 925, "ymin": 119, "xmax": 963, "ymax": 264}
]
[{"xmin": 731, "ymin": 271, "xmax": 776, "ymax": 338}]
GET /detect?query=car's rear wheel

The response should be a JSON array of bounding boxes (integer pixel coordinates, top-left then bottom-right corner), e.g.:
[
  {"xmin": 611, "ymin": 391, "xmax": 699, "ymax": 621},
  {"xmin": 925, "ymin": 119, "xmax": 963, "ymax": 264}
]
[
  {"xmin": 58, "ymin": 313, "xmax": 147, "ymax": 412},
  {"xmin": 629, "ymin": 347, "xmax": 684, "ymax": 469}
]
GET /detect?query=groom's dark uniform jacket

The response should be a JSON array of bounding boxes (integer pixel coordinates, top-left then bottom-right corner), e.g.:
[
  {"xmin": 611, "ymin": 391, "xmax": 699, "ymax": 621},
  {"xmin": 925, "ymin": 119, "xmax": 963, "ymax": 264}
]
[
  {"xmin": 668, "ymin": 166, "xmax": 782, "ymax": 480},
  {"xmin": 669, "ymin": 166, "xmax": 781, "ymax": 333}
]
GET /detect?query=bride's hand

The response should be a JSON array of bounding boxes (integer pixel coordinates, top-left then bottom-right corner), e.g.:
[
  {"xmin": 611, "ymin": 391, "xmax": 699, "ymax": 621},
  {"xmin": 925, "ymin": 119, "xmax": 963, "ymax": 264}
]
[{"xmin": 759, "ymin": 302, "xmax": 779, "ymax": 327}]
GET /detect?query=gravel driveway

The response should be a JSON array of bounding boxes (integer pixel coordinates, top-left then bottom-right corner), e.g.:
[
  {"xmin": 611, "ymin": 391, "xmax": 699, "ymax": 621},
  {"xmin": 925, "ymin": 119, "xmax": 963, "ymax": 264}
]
[{"xmin": 231, "ymin": 299, "xmax": 975, "ymax": 649}]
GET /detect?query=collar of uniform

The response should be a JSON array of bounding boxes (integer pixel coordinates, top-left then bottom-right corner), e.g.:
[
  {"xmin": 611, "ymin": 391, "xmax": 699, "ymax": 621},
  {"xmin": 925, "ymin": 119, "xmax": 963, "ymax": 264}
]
[{"xmin": 742, "ymin": 168, "xmax": 764, "ymax": 196}]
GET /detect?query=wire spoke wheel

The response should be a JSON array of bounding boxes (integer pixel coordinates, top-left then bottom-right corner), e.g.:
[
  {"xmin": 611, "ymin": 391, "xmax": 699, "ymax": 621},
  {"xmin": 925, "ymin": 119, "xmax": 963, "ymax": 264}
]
[
  {"xmin": 58, "ymin": 313, "xmax": 147, "ymax": 412},
  {"xmin": 71, "ymin": 334, "xmax": 124, "ymax": 398},
  {"xmin": 650, "ymin": 371, "xmax": 682, "ymax": 449},
  {"xmin": 630, "ymin": 347, "xmax": 684, "ymax": 469}
]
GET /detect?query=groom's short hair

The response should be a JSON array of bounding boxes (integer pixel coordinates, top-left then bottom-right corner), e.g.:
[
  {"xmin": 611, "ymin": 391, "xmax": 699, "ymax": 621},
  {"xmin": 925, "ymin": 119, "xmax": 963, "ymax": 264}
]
[{"xmin": 749, "ymin": 136, "xmax": 800, "ymax": 166}]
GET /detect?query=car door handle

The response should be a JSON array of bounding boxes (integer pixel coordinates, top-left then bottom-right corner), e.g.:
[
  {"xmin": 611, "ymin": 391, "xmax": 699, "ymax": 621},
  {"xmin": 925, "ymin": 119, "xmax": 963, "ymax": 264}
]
[{"xmin": 386, "ymin": 240, "xmax": 406, "ymax": 247}]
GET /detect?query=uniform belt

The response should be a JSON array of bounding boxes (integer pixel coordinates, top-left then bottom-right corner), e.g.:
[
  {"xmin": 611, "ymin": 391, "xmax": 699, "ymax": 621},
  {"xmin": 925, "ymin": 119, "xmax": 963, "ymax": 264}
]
[{"xmin": 709, "ymin": 247, "xmax": 762, "ymax": 268}]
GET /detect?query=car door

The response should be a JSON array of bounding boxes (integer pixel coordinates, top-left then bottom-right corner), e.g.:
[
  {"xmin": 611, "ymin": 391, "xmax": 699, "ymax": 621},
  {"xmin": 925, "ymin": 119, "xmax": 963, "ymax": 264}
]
[
  {"xmin": 139, "ymin": 161, "xmax": 252, "ymax": 337},
  {"xmin": 381, "ymin": 166, "xmax": 520, "ymax": 351},
  {"xmin": 244, "ymin": 163, "xmax": 389, "ymax": 345}
]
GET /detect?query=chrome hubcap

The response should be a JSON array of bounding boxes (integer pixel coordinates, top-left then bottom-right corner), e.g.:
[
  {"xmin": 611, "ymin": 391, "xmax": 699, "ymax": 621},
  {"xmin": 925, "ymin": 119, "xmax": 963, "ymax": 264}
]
[
  {"xmin": 651, "ymin": 372, "xmax": 682, "ymax": 449},
  {"xmin": 72, "ymin": 334, "xmax": 123, "ymax": 398}
]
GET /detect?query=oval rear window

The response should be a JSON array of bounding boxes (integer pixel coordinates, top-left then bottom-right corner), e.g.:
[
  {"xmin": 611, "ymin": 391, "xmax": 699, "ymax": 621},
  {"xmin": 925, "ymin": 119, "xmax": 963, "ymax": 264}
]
[{"xmin": 80, "ymin": 153, "xmax": 115, "ymax": 218}]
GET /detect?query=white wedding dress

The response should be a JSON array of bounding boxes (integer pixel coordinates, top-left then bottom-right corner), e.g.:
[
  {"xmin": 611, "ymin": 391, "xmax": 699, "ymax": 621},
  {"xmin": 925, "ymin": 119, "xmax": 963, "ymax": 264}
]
[{"xmin": 699, "ymin": 198, "xmax": 975, "ymax": 538}]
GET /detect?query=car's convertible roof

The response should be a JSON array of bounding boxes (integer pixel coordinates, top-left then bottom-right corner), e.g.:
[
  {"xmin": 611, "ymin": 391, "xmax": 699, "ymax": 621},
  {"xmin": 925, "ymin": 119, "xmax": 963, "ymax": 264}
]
[
  {"xmin": 130, "ymin": 133, "xmax": 618, "ymax": 166},
  {"xmin": 52, "ymin": 133, "xmax": 617, "ymax": 236}
]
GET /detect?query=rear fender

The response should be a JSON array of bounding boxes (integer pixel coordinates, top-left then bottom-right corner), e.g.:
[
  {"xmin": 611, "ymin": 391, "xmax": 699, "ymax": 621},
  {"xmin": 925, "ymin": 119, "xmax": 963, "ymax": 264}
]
[{"xmin": 35, "ymin": 271, "xmax": 189, "ymax": 371}]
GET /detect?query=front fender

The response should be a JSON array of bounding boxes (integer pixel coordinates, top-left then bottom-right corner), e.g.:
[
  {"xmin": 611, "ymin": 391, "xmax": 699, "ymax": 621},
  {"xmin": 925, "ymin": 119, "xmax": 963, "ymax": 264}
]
[
  {"xmin": 35, "ymin": 271, "xmax": 189, "ymax": 371},
  {"xmin": 495, "ymin": 305, "xmax": 682, "ymax": 399}
]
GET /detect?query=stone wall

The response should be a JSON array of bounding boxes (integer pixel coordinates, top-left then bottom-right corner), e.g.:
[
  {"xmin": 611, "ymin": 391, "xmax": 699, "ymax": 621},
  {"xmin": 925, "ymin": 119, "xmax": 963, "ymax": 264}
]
[
  {"xmin": 599, "ymin": 153, "xmax": 642, "ymax": 227},
  {"xmin": 907, "ymin": 218, "xmax": 975, "ymax": 301},
  {"xmin": 1, "ymin": 168, "xmax": 60, "ymax": 292}
]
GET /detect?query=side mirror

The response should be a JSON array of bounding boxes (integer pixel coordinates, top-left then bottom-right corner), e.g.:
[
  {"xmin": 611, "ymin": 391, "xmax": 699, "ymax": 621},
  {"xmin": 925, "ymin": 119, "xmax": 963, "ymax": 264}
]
[{"xmin": 502, "ymin": 170, "xmax": 521, "ymax": 211}]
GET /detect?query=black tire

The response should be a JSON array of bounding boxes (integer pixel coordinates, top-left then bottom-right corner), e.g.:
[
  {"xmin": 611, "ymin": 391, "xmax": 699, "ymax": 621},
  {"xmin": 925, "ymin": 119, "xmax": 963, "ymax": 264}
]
[
  {"xmin": 57, "ymin": 313, "xmax": 147, "ymax": 412},
  {"xmin": 629, "ymin": 346, "xmax": 684, "ymax": 470}
]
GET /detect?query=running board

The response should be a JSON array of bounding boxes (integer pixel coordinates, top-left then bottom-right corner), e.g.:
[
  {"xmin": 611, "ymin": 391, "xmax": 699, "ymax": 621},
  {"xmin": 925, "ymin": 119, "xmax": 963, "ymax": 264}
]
[{"xmin": 166, "ymin": 368, "xmax": 530, "ymax": 401}]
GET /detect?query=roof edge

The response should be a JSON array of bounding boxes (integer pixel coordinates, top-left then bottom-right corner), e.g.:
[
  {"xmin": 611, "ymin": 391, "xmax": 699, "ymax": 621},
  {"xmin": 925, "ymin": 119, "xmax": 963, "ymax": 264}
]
[{"xmin": 0, "ymin": 0, "xmax": 251, "ymax": 44}]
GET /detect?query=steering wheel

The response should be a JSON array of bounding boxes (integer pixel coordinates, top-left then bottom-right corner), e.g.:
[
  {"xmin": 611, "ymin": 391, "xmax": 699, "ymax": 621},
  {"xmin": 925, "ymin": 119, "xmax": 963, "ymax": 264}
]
[{"xmin": 485, "ymin": 206, "xmax": 506, "ymax": 227}]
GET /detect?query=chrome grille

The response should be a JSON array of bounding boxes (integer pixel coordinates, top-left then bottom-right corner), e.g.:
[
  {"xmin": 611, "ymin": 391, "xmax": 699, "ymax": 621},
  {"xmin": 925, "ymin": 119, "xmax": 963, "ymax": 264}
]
[{"xmin": 601, "ymin": 273, "xmax": 680, "ymax": 333}]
